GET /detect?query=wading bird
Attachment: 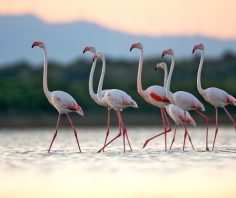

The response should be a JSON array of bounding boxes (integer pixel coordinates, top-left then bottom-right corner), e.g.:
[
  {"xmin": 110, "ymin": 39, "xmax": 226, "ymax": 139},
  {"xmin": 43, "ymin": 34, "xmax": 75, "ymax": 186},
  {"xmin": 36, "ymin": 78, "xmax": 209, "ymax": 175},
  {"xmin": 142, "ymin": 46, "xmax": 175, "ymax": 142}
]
[
  {"xmin": 90, "ymin": 51, "xmax": 138, "ymax": 153},
  {"xmin": 193, "ymin": 43, "xmax": 236, "ymax": 150},
  {"xmin": 83, "ymin": 46, "xmax": 112, "ymax": 152},
  {"xmin": 155, "ymin": 62, "xmax": 196, "ymax": 149},
  {"xmin": 162, "ymin": 48, "xmax": 209, "ymax": 151},
  {"xmin": 32, "ymin": 41, "xmax": 84, "ymax": 152},
  {"xmin": 130, "ymin": 43, "xmax": 171, "ymax": 150}
]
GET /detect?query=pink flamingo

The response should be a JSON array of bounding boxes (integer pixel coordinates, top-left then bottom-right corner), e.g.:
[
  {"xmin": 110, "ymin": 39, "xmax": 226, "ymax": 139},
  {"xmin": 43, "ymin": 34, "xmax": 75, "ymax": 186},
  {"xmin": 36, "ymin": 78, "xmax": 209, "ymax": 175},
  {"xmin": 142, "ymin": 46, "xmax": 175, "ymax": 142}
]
[
  {"xmin": 193, "ymin": 43, "xmax": 236, "ymax": 150},
  {"xmin": 32, "ymin": 41, "xmax": 84, "ymax": 152},
  {"xmin": 130, "ymin": 42, "xmax": 171, "ymax": 150},
  {"xmin": 83, "ymin": 46, "xmax": 112, "ymax": 152},
  {"xmin": 90, "ymin": 51, "xmax": 138, "ymax": 153},
  {"xmin": 162, "ymin": 48, "xmax": 209, "ymax": 151},
  {"xmin": 156, "ymin": 62, "xmax": 196, "ymax": 149}
]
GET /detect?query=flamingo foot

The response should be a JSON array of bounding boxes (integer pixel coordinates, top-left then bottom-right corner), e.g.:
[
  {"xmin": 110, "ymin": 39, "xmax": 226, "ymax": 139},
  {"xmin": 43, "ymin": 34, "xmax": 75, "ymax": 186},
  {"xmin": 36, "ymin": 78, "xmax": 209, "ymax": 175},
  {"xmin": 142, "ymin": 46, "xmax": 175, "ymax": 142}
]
[{"xmin": 206, "ymin": 146, "xmax": 210, "ymax": 151}]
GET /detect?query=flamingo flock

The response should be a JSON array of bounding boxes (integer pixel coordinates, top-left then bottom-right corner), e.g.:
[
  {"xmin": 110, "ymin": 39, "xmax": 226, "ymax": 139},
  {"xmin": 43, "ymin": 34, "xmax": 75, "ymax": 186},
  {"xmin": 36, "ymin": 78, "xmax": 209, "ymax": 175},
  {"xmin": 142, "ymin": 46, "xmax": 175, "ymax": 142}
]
[{"xmin": 32, "ymin": 41, "xmax": 236, "ymax": 153}]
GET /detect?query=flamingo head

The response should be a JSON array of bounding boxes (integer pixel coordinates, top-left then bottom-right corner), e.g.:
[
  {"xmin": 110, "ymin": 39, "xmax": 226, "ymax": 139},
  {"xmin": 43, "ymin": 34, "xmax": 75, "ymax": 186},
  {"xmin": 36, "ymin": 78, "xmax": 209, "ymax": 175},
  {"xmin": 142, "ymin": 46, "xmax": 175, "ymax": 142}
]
[
  {"xmin": 92, "ymin": 51, "xmax": 103, "ymax": 62},
  {"xmin": 162, "ymin": 48, "xmax": 174, "ymax": 58},
  {"xmin": 32, "ymin": 41, "xmax": 45, "ymax": 49},
  {"xmin": 83, "ymin": 46, "xmax": 97, "ymax": 54},
  {"xmin": 130, "ymin": 42, "xmax": 143, "ymax": 52},
  {"xmin": 192, "ymin": 43, "xmax": 204, "ymax": 54},
  {"xmin": 155, "ymin": 62, "xmax": 167, "ymax": 71}
]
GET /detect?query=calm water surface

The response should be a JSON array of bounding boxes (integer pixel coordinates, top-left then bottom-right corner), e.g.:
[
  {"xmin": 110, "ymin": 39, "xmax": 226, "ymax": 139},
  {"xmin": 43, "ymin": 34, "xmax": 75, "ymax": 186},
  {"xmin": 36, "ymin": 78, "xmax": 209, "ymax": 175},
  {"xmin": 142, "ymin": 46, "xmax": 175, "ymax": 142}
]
[{"xmin": 0, "ymin": 126, "xmax": 235, "ymax": 198}]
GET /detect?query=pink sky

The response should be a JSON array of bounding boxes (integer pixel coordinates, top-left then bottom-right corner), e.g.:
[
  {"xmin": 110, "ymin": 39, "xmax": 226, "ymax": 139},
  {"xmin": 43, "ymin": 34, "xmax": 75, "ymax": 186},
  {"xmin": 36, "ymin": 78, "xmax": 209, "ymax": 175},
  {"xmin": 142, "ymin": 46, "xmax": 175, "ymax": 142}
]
[{"xmin": 0, "ymin": 0, "xmax": 236, "ymax": 39}]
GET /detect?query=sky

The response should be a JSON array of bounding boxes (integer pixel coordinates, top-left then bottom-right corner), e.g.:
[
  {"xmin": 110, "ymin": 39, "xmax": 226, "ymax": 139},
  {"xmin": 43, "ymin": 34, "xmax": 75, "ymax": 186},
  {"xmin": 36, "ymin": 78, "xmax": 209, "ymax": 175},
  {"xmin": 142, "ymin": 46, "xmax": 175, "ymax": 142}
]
[{"xmin": 0, "ymin": 0, "xmax": 236, "ymax": 39}]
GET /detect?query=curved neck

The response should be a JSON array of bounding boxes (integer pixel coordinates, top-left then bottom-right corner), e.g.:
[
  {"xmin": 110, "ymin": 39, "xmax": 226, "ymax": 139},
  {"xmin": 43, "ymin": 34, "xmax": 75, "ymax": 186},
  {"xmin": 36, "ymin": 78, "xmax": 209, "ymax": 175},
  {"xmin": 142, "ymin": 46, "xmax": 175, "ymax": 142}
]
[
  {"xmin": 166, "ymin": 55, "xmax": 175, "ymax": 103},
  {"xmin": 42, "ymin": 48, "xmax": 51, "ymax": 98},
  {"xmin": 137, "ymin": 48, "xmax": 145, "ymax": 96},
  {"xmin": 89, "ymin": 59, "xmax": 99, "ymax": 103},
  {"xmin": 163, "ymin": 65, "xmax": 168, "ymax": 88},
  {"xmin": 97, "ymin": 54, "xmax": 106, "ymax": 100},
  {"xmin": 197, "ymin": 50, "xmax": 204, "ymax": 94}
]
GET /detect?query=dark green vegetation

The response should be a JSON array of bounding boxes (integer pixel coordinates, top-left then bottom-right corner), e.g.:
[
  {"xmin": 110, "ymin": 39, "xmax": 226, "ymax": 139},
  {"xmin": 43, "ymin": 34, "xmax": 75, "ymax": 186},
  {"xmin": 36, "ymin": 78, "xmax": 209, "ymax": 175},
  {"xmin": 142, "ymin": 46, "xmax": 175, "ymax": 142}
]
[{"xmin": 0, "ymin": 52, "xmax": 236, "ymax": 127}]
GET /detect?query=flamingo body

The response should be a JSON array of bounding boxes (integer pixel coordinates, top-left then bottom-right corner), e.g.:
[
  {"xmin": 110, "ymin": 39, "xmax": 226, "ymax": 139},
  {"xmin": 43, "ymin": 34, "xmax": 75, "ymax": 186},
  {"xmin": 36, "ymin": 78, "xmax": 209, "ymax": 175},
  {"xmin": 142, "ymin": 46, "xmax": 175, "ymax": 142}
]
[
  {"xmin": 50, "ymin": 91, "xmax": 83, "ymax": 115},
  {"xmin": 102, "ymin": 89, "xmax": 138, "ymax": 110},
  {"xmin": 143, "ymin": 86, "xmax": 170, "ymax": 107},
  {"xmin": 165, "ymin": 104, "xmax": 196, "ymax": 127},
  {"xmin": 201, "ymin": 87, "xmax": 236, "ymax": 107},
  {"xmin": 172, "ymin": 91, "xmax": 205, "ymax": 111}
]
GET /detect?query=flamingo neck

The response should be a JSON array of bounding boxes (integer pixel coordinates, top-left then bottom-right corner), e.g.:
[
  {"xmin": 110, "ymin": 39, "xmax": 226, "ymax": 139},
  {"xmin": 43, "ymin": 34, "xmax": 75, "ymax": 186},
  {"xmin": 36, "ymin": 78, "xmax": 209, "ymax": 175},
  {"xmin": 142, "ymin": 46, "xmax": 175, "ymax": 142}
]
[
  {"xmin": 89, "ymin": 59, "xmax": 99, "ymax": 103},
  {"xmin": 197, "ymin": 50, "xmax": 204, "ymax": 94},
  {"xmin": 97, "ymin": 54, "xmax": 106, "ymax": 101},
  {"xmin": 137, "ymin": 48, "xmax": 145, "ymax": 97},
  {"xmin": 42, "ymin": 48, "xmax": 51, "ymax": 99},
  {"xmin": 166, "ymin": 55, "xmax": 175, "ymax": 104},
  {"xmin": 163, "ymin": 65, "xmax": 168, "ymax": 88}
]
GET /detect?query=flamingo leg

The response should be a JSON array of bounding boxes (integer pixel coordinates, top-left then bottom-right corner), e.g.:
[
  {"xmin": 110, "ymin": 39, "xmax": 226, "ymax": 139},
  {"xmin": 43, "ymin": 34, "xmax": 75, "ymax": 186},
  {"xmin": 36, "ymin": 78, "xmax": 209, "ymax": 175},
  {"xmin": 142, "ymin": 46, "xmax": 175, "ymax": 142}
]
[
  {"xmin": 182, "ymin": 111, "xmax": 194, "ymax": 150},
  {"xmin": 118, "ymin": 111, "xmax": 132, "ymax": 152},
  {"xmin": 195, "ymin": 110, "xmax": 210, "ymax": 151},
  {"xmin": 67, "ymin": 114, "xmax": 81, "ymax": 153},
  {"xmin": 223, "ymin": 107, "xmax": 236, "ymax": 131},
  {"xmin": 98, "ymin": 110, "xmax": 122, "ymax": 153},
  {"xmin": 187, "ymin": 131, "xmax": 194, "ymax": 150},
  {"xmin": 183, "ymin": 112, "xmax": 188, "ymax": 151},
  {"xmin": 212, "ymin": 107, "xmax": 219, "ymax": 151},
  {"xmin": 169, "ymin": 124, "xmax": 177, "ymax": 150},
  {"xmin": 163, "ymin": 108, "xmax": 171, "ymax": 131},
  {"xmin": 102, "ymin": 108, "xmax": 111, "ymax": 152},
  {"xmin": 48, "ymin": 114, "xmax": 61, "ymax": 153},
  {"xmin": 143, "ymin": 108, "xmax": 171, "ymax": 149}
]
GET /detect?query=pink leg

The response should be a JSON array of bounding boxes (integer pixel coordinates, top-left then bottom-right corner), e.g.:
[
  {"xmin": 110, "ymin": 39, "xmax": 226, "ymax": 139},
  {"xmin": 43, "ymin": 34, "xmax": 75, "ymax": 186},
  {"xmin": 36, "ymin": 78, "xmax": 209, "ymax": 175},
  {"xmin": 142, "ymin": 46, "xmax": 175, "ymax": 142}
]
[
  {"xmin": 169, "ymin": 124, "xmax": 177, "ymax": 150},
  {"xmin": 195, "ymin": 110, "xmax": 210, "ymax": 151},
  {"xmin": 48, "ymin": 114, "xmax": 61, "ymax": 153},
  {"xmin": 163, "ymin": 108, "xmax": 171, "ymax": 131},
  {"xmin": 182, "ymin": 111, "xmax": 193, "ymax": 151},
  {"xmin": 183, "ymin": 112, "xmax": 188, "ymax": 151},
  {"xmin": 143, "ymin": 108, "xmax": 171, "ymax": 149},
  {"xmin": 67, "ymin": 114, "xmax": 81, "ymax": 153},
  {"xmin": 212, "ymin": 107, "xmax": 219, "ymax": 151},
  {"xmin": 98, "ymin": 110, "xmax": 122, "ymax": 153},
  {"xmin": 124, "ymin": 129, "xmax": 132, "ymax": 151},
  {"xmin": 223, "ymin": 107, "xmax": 236, "ymax": 131},
  {"xmin": 118, "ymin": 111, "xmax": 132, "ymax": 152},
  {"xmin": 187, "ymin": 132, "xmax": 194, "ymax": 150},
  {"xmin": 102, "ymin": 108, "xmax": 111, "ymax": 152}
]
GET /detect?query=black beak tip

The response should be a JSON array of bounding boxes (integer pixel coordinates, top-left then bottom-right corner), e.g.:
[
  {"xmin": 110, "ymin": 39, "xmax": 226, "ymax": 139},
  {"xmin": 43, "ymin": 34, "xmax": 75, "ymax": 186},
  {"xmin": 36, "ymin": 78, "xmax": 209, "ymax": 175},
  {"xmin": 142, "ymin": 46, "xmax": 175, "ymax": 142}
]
[
  {"xmin": 192, "ymin": 49, "xmax": 195, "ymax": 54},
  {"xmin": 130, "ymin": 47, "xmax": 132, "ymax": 52}
]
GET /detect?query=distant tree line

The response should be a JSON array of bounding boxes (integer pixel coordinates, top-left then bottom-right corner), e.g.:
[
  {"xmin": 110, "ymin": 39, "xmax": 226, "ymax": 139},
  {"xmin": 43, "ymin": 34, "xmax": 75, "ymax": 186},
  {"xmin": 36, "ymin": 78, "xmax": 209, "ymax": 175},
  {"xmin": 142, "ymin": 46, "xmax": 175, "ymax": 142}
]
[{"xmin": 0, "ymin": 51, "xmax": 236, "ymax": 127}]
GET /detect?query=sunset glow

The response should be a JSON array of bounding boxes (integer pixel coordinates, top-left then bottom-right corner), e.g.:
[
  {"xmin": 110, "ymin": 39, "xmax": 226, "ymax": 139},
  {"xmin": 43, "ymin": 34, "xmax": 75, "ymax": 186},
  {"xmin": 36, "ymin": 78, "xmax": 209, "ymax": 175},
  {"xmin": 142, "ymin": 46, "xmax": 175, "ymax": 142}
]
[{"xmin": 0, "ymin": 0, "xmax": 236, "ymax": 39}]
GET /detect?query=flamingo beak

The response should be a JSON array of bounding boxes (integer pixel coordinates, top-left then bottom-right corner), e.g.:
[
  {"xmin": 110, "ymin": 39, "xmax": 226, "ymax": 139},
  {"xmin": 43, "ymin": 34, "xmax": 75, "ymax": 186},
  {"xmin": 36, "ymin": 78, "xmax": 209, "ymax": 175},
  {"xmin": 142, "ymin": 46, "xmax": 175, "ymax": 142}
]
[
  {"xmin": 154, "ymin": 67, "xmax": 158, "ymax": 71},
  {"xmin": 83, "ymin": 47, "xmax": 89, "ymax": 54},
  {"xmin": 161, "ymin": 52, "xmax": 165, "ymax": 58},
  {"xmin": 192, "ymin": 48, "xmax": 195, "ymax": 54},
  {"xmin": 130, "ymin": 46, "xmax": 134, "ymax": 52}
]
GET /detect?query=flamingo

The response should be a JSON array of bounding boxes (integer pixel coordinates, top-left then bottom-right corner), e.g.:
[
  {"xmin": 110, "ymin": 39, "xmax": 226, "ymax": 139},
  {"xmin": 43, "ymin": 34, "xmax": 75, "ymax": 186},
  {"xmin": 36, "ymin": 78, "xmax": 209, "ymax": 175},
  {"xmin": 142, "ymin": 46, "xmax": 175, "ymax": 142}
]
[
  {"xmin": 155, "ymin": 62, "xmax": 196, "ymax": 149},
  {"xmin": 193, "ymin": 43, "xmax": 236, "ymax": 150},
  {"xmin": 83, "ymin": 46, "xmax": 130, "ymax": 152},
  {"xmin": 32, "ymin": 41, "xmax": 84, "ymax": 153},
  {"xmin": 162, "ymin": 48, "xmax": 210, "ymax": 151},
  {"xmin": 130, "ymin": 43, "xmax": 171, "ymax": 150},
  {"xmin": 89, "ymin": 51, "xmax": 138, "ymax": 153}
]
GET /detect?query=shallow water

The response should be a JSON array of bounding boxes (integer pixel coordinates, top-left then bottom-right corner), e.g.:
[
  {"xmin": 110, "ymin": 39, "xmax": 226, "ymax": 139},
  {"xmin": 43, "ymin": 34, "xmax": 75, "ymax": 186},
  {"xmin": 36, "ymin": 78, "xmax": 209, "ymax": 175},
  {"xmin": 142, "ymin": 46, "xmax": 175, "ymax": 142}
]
[{"xmin": 0, "ymin": 126, "xmax": 236, "ymax": 198}]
